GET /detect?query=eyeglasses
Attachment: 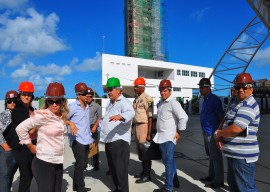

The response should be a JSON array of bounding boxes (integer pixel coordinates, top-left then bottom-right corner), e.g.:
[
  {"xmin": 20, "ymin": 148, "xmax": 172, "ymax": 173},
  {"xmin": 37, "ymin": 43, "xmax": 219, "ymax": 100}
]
[
  {"xmin": 88, "ymin": 95, "xmax": 93, "ymax": 98},
  {"xmin": 21, "ymin": 92, "xmax": 32, "ymax": 97},
  {"xmin": 234, "ymin": 85, "xmax": 250, "ymax": 91},
  {"xmin": 47, "ymin": 99, "xmax": 62, "ymax": 105},
  {"xmin": 6, "ymin": 99, "xmax": 16, "ymax": 104},
  {"xmin": 199, "ymin": 86, "xmax": 209, "ymax": 89},
  {"xmin": 134, "ymin": 85, "xmax": 144, "ymax": 89}
]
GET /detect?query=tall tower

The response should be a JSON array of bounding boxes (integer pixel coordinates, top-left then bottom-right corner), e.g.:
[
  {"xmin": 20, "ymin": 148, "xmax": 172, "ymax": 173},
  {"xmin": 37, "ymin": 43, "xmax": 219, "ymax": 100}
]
[{"xmin": 125, "ymin": 0, "xmax": 167, "ymax": 61}]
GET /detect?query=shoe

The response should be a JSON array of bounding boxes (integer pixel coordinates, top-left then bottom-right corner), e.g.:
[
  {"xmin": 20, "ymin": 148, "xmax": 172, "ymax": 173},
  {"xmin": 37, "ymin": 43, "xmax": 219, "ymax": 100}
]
[
  {"xmin": 173, "ymin": 174, "xmax": 180, "ymax": 188},
  {"xmin": 135, "ymin": 175, "xmax": 151, "ymax": 183},
  {"xmin": 73, "ymin": 187, "xmax": 91, "ymax": 192},
  {"xmin": 153, "ymin": 187, "xmax": 171, "ymax": 192},
  {"xmin": 205, "ymin": 182, "xmax": 224, "ymax": 188},
  {"xmin": 199, "ymin": 176, "xmax": 213, "ymax": 182}
]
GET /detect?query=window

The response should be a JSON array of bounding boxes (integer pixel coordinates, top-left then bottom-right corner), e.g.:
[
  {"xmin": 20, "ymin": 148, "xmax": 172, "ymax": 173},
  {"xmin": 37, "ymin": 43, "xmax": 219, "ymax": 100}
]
[
  {"xmin": 173, "ymin": 87, "xmax": 181, "ymax": 92},
  {"xmin": 199, "ymin": 72, "xmax": 205, "ymax": 78},
  {"xmin": 177, "ymin": 69, "xmax": 181, "ymax": 76},
  {"xmin": 182, "ymin": 70, "xmax": 189, "ymax": 76},
  {"xmin": 191, "ymin": 71, "xmax": 197, "ymax": 77},
  {"xmin": 157, "ymin": 71, "xmax": 163, "ymax": 77}
]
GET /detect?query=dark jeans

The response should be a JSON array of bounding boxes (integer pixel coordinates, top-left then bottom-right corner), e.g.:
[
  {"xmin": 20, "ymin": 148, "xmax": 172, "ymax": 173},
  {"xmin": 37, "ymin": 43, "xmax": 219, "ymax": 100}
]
[
  {"xmin": 203, "ymin": 132, "xmax": 224, "ymax": 183},
  {"xmin": 32, "ymin": 157, "xmax": 63, "ymax": 192},
  {"xmin": 72, "ymin": 140, "xmax": 89, "ymax": 192},
  {"xmin": 14, "ymin": 144, "xmax": 35, "ymax": 192},
  {"xmin": 105, "ymin": 140, "xmax": 130, "ymax": 192},
  {"xmin": 0, "ymin": 147, "xmax": 17, "ymax": 192}
]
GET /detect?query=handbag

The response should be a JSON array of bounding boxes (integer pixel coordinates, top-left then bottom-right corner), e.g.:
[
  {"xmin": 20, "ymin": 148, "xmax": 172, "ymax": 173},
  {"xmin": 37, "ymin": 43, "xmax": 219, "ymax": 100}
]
[
  {"xmin": 88, "ymin": 141, "xmax": 98, "ymax": 158},
  {"xmin": 138, "ymin": 141, "xmax": 162, "ymax": 161}
]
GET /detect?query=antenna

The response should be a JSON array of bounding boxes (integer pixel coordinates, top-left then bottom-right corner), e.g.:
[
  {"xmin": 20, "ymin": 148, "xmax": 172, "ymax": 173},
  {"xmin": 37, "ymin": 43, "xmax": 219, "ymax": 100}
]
[{"xmin": 102, "ymin": 35, "xmax": 105, "ymax": 53}]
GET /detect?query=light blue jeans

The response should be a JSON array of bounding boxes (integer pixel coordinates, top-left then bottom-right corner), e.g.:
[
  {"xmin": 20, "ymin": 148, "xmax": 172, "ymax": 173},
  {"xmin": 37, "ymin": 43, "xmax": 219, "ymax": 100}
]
[
  {"xmin": 227, "ymin": 157, "xmax": 257, "ymax": 192},
  {"xmin": 159, "ymin": 141, "xmax": 176, "ymax": 191}
]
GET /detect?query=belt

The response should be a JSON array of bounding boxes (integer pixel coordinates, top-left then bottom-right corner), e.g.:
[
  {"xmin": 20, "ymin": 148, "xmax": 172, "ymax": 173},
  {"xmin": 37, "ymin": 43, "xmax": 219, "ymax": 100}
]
[{"xmin": 135, "ymin": 122, "xmax": 146, "ymax": 126}]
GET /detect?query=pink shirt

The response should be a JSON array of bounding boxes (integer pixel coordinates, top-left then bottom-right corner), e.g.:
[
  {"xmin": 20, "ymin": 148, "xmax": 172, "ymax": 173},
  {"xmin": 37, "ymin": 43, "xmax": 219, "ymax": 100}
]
[{"xmin": 16, "ymin": 109, "xmax": 67, "ymax": 164}]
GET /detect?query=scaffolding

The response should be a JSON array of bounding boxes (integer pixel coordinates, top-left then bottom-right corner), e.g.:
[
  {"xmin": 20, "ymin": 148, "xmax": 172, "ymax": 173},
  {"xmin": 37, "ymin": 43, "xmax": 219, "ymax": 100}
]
[{"xmin": 125, "ymin": 0, "xmax": 167, "ymax": 61}]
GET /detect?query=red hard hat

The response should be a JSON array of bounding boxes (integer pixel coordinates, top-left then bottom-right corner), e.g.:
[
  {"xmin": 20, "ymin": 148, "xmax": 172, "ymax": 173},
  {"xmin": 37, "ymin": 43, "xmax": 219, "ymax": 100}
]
[
  {"xmin": 18, "ymin": 82, "xmax": 34, "ymax": 92},
  {"xmin": 75, "ymin": 82, "xmax": 88, "ymax": 93},
  {"xmin": 234, "ymin": 73, "xmax": 253, "ymax": 84},
  {"xmin": 5, "ymin": 90, "xmax": 18, "ymax": 99},
  {"xmin": 86, "ymin": 87, "xmax": 94, "ymax": 94},
  {"xmin": 134, "ymin": 77, "xmax": 146, "ymax": 86},
  {"xmin": 45, "ymin": 82, "xmax": 65, "ymax": 98},
  {"xmin": 159, "ymin": 79, "xmax": 172, "ymax": 91}
]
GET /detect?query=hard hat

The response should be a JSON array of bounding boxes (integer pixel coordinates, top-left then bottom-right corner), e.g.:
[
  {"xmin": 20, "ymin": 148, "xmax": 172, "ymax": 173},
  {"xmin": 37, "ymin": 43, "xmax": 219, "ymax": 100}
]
[
  {"xmin": 75, "ymin": 82, "xmax": 88, "ymax": 93},
  {"xmin": 18, "ymin": 82, "xmax": 34, "ymax": 93},
  {"xmin": 5, "ymin": 90, "xmax": 18, "ymax": 99},
  {"xmin": 87, "ymin": 87, "xmax": 94, "ymax": 94},
  {"xmin": 159, "ymin": 79, "xmax": 172, "ymax": 91},
  {"xmin": 106, "ymin": 77, "xmax": 121, "ymax": 88},
  {"xmin": 45, "ymin": 82, "xmax": 65, "ymax": 98},
  {"xmin": 134, "ymin": 77, "xmax": 146, "ymax": 86},
  {"xmin": 198, "ymin": 78, "xmax": 211, "ymax": 87},
  {"xmin": 234, "ymin": 73, "xmax": 253, "ymax": 84}
]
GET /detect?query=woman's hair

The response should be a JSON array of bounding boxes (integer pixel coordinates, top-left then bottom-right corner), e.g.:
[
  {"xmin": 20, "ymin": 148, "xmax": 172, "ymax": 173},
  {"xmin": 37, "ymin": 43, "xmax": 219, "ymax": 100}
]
[{"xmin": 41, "ymin": 98, "xmax": 69, "ymax": 122}]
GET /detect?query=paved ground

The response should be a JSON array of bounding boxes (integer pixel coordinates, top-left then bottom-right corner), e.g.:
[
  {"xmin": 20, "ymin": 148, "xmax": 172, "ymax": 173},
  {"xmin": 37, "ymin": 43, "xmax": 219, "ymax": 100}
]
[{"xmin": 12, "ymin": 114, "xmax": 270, "ymax": 192}]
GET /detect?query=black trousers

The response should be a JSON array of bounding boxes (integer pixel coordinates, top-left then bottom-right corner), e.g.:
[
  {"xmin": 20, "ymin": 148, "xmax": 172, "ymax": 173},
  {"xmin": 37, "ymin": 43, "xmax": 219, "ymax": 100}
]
[
  {"xmin": 32, "ymin": 157, "xmax": 63, "ymax": 192},
  {"xmin": 105, "ymin": 140, "xmax": 130, "ymax": 192},
  {"xmin": 72, "ymin": 140, "xmax": 89, "ymax": 191},
  {"xmin": 13, "ymin": 144, "xmax": 35, "ymax": 192}
]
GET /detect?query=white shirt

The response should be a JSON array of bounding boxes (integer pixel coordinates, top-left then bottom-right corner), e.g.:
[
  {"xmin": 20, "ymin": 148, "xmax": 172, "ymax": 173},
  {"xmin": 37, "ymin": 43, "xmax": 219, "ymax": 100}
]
[{"xmin": 153, "ymin": 95, "xmax": 188, "ymax": 144}]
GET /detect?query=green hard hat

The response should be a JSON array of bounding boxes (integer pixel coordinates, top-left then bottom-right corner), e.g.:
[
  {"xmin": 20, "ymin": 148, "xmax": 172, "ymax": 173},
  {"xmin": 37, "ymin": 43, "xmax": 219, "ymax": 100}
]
[{"xmin": 106, "ymin": 77, "xmax": 121, "ymax": 88}]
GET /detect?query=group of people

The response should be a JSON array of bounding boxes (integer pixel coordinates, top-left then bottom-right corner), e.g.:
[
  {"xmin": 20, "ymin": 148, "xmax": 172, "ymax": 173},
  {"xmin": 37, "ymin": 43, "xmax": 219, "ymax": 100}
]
[{"xmin": 0, "ymin": 71, "xmax": 260, "ymax": 192}]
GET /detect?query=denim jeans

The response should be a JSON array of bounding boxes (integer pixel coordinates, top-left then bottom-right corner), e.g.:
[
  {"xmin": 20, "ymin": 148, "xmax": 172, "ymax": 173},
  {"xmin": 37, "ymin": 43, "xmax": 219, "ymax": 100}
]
[
  {"xmin": 0, "ymin": 147, "xmax": 17, "ymax": 192},
  {"xmin": 159, "ymin": 141, "xmax": 176, "ymax": 191},
  {"xmin": 227, "ymin": 157, "xmax": 257, "ymax": 192}
]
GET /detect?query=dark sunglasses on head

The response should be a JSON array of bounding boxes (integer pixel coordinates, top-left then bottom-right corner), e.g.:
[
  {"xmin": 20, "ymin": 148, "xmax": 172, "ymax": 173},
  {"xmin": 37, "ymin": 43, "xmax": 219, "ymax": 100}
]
[
  {"xmin": 21, "ymin": 92, "xmax": 32, "ymax": 97},
  {"xmin": 47, "ymin": 99, "xmax": 62, "ymax": 105},
  {"xmin": 6, "ymin": 99, "xmax": 16, "ymax": 104},
  {"xmin": 234, "ymin": 85, "xmax": 250, "ymax": 90}
]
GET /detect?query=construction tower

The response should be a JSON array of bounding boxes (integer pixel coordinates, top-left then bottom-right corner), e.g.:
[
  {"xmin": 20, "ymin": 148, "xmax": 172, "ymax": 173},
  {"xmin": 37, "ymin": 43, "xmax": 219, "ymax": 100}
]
[{"xmin": 124, "ymin": 0, "xmax": 167, "ymax": 61}]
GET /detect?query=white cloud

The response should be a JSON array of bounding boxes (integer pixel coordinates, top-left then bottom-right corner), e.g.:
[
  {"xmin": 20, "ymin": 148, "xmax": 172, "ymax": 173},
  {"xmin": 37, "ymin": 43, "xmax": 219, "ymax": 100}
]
[
  {"xmin": 190, "ymin": 7, "xmax": 210, "ymax": 22},
  {"xmin": 0, "ymin": 8, "xmax": 68, "ymax": 55},
  {"xmin": 6, "ymin": 54, "xmax": 25, "ymax": 67},
  {"xmin": 0, "ymin": 0, "xmax": 28, "ymax": 11},
  {"xmin": 253, "ymin": 46, "xmax": 270, "ymax": 66},
  {"xmin": 75, "ymin": 52, "xmax": 102, "ymax": 71},
  {"xmin": 11, "ymin": 62, "xmax": 72, "ymax": 79}
]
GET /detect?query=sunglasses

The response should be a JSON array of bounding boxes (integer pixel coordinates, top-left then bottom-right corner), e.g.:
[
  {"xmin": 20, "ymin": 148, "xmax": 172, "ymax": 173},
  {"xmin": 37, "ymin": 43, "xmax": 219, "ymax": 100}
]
[
  {"xmin": 87, "ymin": 95, "xmax": 93, "ymax": 98},
  {"xmin": 78, "ymin": 93, "xmax": 87, "ymax": 96},
  {"xmin": 6, "ymin": 99, "xmax": 16, "ymax": 104},
  {"xmin": 234, "ymin": 85, "xmax": 250, "ymax": 90},
  {"xmin": 21, "ymin": 92, "xmax": 32, "ymax": 97},
  {"xmin": 47, "ymin": 99, "xmax": 62, "ymax": 105}
]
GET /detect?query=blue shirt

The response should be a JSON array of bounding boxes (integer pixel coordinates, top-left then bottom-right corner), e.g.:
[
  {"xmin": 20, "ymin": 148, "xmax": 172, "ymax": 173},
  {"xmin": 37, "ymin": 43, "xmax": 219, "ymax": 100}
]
[
  {"xmin": 68, "ymin": 100, "xmax": 93, "ymax": 145},
  {"xmin": 200, "ymin": 92, "xmax": 224, "ymax": 135},
  {"xmin": 100, "ymin": 95, "xmax": 135, "ymax": 144}
]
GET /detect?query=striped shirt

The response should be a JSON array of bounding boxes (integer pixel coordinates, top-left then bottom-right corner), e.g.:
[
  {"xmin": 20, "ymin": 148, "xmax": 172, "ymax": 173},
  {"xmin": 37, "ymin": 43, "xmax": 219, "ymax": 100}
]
[{"xmin": 222, "ymin": 94, "xmax": 260, "ymax": 163}]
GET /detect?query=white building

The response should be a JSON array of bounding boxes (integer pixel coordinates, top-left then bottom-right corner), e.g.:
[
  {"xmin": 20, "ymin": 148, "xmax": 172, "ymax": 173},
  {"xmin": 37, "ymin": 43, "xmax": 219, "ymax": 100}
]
[{"xmin": 102, "ymin": 53, "xmax": 213, "ymax": 100}]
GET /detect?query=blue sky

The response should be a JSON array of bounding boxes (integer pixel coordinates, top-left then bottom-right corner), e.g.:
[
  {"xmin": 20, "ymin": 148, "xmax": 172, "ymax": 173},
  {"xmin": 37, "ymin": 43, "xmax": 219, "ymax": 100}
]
[{"xmin": 0, "ymin": 0, "xmax": 269, "ymax": 98}]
